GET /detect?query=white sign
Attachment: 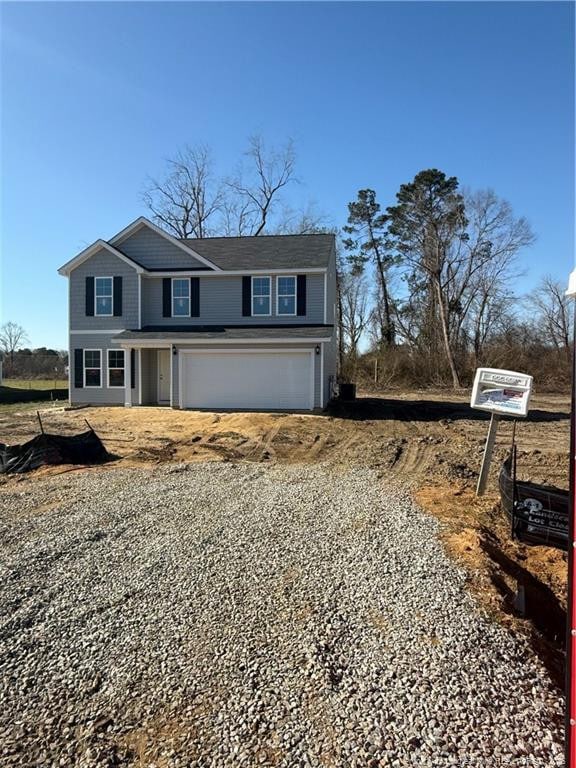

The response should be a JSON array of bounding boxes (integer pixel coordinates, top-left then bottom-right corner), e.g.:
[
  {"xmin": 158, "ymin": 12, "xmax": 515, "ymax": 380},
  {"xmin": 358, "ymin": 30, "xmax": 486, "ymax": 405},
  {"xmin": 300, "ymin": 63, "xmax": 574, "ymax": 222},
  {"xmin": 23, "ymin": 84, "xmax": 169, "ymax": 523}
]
[{"xmin": 471, "ymin": 367, "xmax": 533, "ymax": 418}]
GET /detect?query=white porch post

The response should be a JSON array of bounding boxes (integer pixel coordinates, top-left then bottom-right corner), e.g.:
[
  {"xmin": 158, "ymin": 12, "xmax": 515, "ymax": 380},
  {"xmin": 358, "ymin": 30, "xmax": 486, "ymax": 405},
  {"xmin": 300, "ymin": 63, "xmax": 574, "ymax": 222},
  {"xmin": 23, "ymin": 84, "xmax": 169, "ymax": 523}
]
[{"xmin": 124, "ymin": 347, "xmax": 132, "ymax": 407}]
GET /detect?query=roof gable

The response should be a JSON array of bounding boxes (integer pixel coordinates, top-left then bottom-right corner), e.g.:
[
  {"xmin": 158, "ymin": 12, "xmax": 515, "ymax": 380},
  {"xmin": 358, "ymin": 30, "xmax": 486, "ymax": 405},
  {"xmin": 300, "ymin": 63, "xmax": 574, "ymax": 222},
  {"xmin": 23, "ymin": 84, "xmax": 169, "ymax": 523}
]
[
  {"xmin": 57, "ymin": 240, "xmax": 143, "ymax": 276},
  {"xmin": 110, "ymin": 217, "xmax": 220, "ymax": 271}
]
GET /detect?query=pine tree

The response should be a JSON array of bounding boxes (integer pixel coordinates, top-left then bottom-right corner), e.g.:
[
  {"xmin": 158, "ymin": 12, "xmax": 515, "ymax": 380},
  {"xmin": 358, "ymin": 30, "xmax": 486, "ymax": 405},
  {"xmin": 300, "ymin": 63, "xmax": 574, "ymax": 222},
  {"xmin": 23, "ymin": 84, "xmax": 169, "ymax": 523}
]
[
  {"xmin": 386, "ymin": 169, "xmax": 468, "ymax": 388},
  {"xmin": 342, "ymin": 189, "xmax": 396, "ymax": 348}
]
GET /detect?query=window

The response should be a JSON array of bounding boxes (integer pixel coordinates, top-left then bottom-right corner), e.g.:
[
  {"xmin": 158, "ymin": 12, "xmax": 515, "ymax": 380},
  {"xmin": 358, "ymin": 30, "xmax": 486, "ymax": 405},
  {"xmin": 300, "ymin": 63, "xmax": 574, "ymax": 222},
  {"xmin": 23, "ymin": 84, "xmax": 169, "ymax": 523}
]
[
  {"xmin": 252, "ymin": 276, "xmax": 271, "ymax": 316},
  {"xmin": 277, "ymin": 276, "xmax": 296, "ymax": 315},
  {"xmin": 95, "ymin": 277, "xmax": 113, "ymax": 316},
  {"xmin": 172, "ymin": 278, "xmax": 190, "ymax": 317},
  {"xmin": 84, "ymin": 350, "xmax": 102, "ymax": 388},
  {"xmin": 107, "ymin": 350, "xmax": 125, "ymax": 388}
]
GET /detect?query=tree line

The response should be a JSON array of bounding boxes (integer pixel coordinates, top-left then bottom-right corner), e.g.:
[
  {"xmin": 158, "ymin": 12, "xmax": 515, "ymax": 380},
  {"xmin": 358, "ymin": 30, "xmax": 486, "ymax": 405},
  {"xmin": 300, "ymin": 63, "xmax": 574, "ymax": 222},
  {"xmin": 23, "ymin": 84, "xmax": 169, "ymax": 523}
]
[
  {"xmin": 0, "ymin": 322, "xmax": 67, "ymax": 380},
  {"xmin": 3, "ymin": 139, "xmax": 570, "ymax": 391},
  {"xmin": 340, "ymin": 171, "xmax": 572, "ymax": 390},
  {"xmin": 144, "ymin": 139, "xmax": 572, "ymax": 390}
]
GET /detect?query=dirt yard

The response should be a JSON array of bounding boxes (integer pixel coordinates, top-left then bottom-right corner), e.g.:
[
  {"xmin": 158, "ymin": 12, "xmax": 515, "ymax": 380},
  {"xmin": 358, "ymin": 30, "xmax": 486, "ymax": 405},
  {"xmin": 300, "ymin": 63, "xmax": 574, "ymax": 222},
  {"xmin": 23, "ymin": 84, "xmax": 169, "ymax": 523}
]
[{"xmin": 0, "ymin": 389, "xmax": 570, "ymax": 687}]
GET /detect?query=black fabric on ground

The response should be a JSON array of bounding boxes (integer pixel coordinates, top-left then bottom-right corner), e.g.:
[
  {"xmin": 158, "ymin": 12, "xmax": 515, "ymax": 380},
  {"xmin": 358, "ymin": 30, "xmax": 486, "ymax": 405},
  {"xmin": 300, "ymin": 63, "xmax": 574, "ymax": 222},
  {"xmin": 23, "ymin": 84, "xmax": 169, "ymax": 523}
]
[{"xmin": 0, "ymin": 430, "xmax": 110, "ymax": 474}]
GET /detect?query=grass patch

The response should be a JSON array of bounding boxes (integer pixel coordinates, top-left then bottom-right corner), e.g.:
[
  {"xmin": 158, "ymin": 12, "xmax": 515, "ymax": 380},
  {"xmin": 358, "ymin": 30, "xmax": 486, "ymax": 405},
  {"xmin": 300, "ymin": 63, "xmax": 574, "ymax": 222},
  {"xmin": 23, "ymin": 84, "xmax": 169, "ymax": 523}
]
[
  {"xmin": 0, "ymin": 399, "xmax": 67, "ymax": 415},
  {"xmin": 0, "ymin": 382, "xmax": 68, "ymax": 406},
  {"xmin": 2, "ymin": 379, "xmax": 68, "ymax": 391}
]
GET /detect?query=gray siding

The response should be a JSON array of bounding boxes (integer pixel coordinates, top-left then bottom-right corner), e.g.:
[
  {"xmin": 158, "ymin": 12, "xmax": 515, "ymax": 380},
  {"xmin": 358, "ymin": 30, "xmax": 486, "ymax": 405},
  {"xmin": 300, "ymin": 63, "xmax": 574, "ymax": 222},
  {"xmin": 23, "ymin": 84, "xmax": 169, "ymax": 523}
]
[
  {"xmin": 69, "ymin": 248, "xmax": 139, "ymax": 331},
  {"xmin": 69, "ymin": 333, "xmax": 137, "ymax": 405},
  {"xmin": 325, "ymin": 242, "xmax": 337, "ymax": 324},
  {"xmin": 141, "ymin": 274, "xmax": 325, "ymax": 326},
  {"xmin": 171, "ymin": 343, "xmax": 321, "ymax": 410},
  {"xmin": 323, "ymin": 338, "xmax": 337, "ymax": 406},
  {"xmin": 321, "ymin": 242, "xmax": 337, "ymax": 405},
  {"xmin": 117, "ymin": 227, "xmax": 209, "ymax": 270}
]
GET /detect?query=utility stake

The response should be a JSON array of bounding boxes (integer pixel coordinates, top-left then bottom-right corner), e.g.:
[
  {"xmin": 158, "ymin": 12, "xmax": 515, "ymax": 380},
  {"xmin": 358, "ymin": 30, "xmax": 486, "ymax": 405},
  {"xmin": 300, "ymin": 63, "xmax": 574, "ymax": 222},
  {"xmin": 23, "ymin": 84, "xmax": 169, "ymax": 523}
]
[
  {"xmin": 36, "ymin": 411, "xmax": 44, "ymax": 435},
  {"xmin": 513, "ymin": 580, "xmax": 526, "ymax": 616},
  {"xmin": 476, "ymin": 413, "xmax": 500, "ymax": 496}
]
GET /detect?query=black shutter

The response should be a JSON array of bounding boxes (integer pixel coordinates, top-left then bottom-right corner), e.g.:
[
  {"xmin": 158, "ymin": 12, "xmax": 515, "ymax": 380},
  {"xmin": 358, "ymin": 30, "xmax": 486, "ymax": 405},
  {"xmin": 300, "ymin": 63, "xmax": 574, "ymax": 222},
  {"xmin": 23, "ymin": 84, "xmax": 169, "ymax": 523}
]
[
  {"xmin": 130, "ymin": 349, "xmax": 135, "ymax": 389},
  {"xmin": 191, "ymin": 277, "xmax": 200, "ymax": 317},
  {"xmin": 163, "ymin": 278, "xmax": 171, "ymax": 317},
  {"xmin": 74, "ymin": 349, "xmax": 83, "ymax": 388},
  {"xmin": 113, "ymin": 276, "xmax": 123, "ymax": 316},
  {"xmin": 242, "ymin": 276, "xmax": 251, "ymax": 317},
  {"xmin": 297, "ymin": 275, "xmax": 307, "ymax": 316},
  {"xmin": 85, "ymin": 277, "xmax": 94, "ymax": 316}
]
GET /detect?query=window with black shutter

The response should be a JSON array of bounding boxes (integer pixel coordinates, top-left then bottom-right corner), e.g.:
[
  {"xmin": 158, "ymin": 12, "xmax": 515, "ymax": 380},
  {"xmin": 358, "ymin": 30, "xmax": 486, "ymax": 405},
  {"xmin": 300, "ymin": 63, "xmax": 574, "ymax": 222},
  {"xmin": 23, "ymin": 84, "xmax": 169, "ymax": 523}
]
[
  {"xmin": 74, "ymin": 349, "xmax": 84, "ymax": 388},
  {"xmin": 242, "ymin": 276, "xmax": 252, "ymax": 316},
  {"xmin": 113, "ymin": 276, "xmax": 123, "ymax": 316},
  {"xmin": 163, "ymin": 278, "xmax": 172, "ymax": 317},
  {"xmin": 297, "ymin": 275, "xmax": 307, "ymax": 316}
]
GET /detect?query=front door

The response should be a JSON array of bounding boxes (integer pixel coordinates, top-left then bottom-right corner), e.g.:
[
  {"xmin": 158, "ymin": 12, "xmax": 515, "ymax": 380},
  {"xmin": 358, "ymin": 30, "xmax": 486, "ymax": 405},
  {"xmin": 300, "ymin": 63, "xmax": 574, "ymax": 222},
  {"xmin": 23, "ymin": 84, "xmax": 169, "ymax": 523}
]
[{"xmin": 158, "ymin": 350, "xmax": 171, "ymax": 403}]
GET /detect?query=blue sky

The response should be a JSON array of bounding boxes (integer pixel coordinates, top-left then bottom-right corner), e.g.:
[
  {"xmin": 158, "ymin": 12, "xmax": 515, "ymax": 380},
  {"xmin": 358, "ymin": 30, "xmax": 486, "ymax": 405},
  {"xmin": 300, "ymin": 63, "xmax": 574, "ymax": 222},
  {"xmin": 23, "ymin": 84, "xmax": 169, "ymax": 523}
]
[{"xmin": 1, "ymin": 1, "xmax": 574, "ymax": 349}]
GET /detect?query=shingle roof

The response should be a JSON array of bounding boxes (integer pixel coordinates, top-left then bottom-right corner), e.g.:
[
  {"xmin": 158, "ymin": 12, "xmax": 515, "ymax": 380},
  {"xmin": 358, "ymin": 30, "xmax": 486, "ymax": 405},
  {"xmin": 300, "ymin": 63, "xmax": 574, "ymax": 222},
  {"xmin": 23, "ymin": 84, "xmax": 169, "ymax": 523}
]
[
  {"xmin": 179, "ymin": 233, "xmax": 334, "ymax": 270},
  {"xmin": 113, "ymin": 325, "xmax": 333, "ymax": 342}
]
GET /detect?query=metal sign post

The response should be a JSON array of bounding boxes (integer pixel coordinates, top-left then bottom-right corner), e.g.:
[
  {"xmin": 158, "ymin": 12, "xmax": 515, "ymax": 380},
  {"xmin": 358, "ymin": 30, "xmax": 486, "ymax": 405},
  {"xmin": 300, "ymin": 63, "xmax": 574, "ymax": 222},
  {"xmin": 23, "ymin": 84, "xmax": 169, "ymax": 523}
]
[{"xmin": 476, "ymin": 413, "xmax": 500, "ymax": 496}]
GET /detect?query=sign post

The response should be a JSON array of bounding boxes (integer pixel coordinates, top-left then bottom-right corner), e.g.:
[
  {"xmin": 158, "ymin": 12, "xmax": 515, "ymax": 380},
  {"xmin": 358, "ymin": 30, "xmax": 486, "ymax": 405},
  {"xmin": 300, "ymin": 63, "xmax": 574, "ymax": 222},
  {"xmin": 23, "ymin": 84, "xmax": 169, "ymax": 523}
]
[
  {"xmin": 476, "ymin": 413, "xmax": 500, "ymax": 496},
  {"xmin": 470, "ymin": 367, "xmax": 533, "ymax": 497}
]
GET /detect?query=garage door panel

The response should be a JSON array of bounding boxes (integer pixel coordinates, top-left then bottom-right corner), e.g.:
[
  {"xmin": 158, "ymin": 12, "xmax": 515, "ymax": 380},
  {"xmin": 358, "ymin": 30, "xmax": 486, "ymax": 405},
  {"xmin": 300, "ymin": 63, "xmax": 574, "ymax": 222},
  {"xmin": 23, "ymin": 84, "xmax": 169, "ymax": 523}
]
[{"xmin": 180, "ymin": 351, "xmax": 313, "ymax": 410}]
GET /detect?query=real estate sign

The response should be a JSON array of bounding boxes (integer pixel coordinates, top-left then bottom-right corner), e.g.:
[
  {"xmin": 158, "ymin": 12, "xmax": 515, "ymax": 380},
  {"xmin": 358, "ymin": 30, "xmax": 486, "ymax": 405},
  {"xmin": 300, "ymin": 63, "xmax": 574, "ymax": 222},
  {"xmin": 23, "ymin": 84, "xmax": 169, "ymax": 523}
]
[{"xmin": 470, "ymin": 368, "xmax": 533, "ymax": 418}]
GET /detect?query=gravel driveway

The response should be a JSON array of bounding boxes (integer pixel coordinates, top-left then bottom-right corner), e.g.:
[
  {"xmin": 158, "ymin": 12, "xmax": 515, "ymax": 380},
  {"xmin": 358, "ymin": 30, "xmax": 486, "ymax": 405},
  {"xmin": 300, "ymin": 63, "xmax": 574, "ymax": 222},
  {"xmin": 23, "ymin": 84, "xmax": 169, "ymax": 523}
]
[{"xmin": 0, "ymin": 463, "xmax": 564, "ymax": 767}]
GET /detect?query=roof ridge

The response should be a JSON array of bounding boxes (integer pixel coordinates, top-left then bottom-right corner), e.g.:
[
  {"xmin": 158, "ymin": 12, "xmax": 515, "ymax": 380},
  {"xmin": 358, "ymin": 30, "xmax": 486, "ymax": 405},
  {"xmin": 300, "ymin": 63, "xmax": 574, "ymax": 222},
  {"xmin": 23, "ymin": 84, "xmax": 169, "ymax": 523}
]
[{"xmin": 180, "ymin": 233, "xmax": 333, "ymax": 242}]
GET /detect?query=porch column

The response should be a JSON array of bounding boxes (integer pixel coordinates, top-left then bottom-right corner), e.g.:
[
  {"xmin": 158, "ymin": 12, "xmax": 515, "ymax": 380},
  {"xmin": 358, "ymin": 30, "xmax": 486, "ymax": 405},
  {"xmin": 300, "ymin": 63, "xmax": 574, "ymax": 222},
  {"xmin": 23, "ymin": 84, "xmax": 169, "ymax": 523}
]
[{"xmin": 124, "ymin": 347, "xmax": 132, "ymax": 407}]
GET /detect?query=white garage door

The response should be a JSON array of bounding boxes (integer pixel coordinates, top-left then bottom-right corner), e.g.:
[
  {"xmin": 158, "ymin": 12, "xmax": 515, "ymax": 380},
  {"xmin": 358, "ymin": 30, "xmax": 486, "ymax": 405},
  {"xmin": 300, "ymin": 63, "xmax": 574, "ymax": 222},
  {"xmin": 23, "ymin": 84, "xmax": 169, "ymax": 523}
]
[{"xmin": 180, "ymin": 350, "xmax": 314, "ymax": 410}]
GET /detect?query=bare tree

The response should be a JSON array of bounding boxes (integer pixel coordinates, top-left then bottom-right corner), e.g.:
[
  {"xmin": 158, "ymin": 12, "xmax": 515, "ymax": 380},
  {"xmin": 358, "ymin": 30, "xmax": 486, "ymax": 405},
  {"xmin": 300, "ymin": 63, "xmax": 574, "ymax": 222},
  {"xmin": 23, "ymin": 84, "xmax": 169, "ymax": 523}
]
[
  {"xmin": 273, "ymin": 201, "xmax": 331, "ymax": 235},
  {"xmin": 144, "ymin": 137, "xmax": 309, "ymax": 238},
  {"xmin": 219, "ymin": 196, "xmax": 256, "ymax": 237},
  {"xmin": 340, "ymin": 270, "xmax": 370, "ymax": 374},
  {"xmin": 451, "ymin": 190, "xmax": 533, "ymax": 337},
  {"xmin": 143, "ymin": 145, "xmax": 225, "ymax": 238},
  {"xmin": 466, "ymin": 285, "xmax": 516, "ymax": 367},
  {"xmin": 0, "ymin": 321, "xmax": 30, "ymax": 367},
  {"xmin": 226, "ymin": 136, "xmax": 296, "ymax": 235},
  {"xmin": 528, "ymin": 276, "xmax": 573, "ymax": 363}
]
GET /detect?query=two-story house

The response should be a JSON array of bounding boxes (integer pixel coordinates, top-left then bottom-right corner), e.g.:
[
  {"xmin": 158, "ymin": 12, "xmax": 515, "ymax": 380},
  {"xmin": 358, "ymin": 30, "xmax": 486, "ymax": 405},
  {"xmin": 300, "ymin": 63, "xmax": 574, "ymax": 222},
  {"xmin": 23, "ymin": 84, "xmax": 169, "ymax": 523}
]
[{"xmin": 58, "ymin": 217, "xmax": 337, "ymax": 411}]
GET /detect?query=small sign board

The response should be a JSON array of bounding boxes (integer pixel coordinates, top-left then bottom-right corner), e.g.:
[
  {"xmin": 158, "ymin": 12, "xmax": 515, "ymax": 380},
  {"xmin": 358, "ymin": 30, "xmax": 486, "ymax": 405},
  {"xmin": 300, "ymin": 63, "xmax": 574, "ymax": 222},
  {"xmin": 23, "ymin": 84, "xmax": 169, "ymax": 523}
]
[
  {"xmin": 499, "ymin": 454, "xmax": 569, "ymax": 551},
  {"xmin": 515, "ymin": 499, "xmax": 569, "ymax": 549},
  {"xmin": 471, "ymin": 367, "xmax": 533, "ymax": 418}
]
